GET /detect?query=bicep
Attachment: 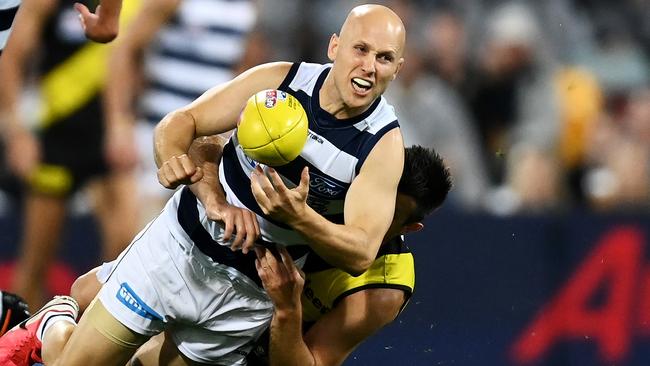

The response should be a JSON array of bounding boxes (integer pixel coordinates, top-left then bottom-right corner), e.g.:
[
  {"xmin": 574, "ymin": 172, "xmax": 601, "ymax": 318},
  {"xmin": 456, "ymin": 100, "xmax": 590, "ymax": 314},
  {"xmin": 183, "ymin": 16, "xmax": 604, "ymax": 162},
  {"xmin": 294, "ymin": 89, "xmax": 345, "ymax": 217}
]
[
  {"xmin": 344, "ymin": 129, "xmax": 404, "ymax": 247},
  {"xmin": 115, "ymin": 0, "xmax": 179, "ymax": 50},
  {"xmin": 303, "ymin": 289, "xmax": 405, "ymax": 366},
  {"xmin": 182, "ymin": 61, "xmax": 294, "ymax": 137}
]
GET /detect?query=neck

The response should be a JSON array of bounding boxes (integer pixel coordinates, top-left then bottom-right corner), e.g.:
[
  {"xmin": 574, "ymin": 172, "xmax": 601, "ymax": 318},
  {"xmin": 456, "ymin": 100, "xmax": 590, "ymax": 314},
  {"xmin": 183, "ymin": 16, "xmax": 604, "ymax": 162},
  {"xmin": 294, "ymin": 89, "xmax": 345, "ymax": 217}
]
[{"xmin": 319, "ymin": 74, "xmax": 371, "ymax": 119}]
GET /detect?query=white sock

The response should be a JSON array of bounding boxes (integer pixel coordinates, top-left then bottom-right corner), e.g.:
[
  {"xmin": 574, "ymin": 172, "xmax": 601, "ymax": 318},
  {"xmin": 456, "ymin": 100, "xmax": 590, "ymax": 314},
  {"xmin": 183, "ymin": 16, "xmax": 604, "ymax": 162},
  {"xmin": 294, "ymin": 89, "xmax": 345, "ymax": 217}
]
[{"xmin": 37, "ymin": 313, "xmax": 77, "ymax": 341}]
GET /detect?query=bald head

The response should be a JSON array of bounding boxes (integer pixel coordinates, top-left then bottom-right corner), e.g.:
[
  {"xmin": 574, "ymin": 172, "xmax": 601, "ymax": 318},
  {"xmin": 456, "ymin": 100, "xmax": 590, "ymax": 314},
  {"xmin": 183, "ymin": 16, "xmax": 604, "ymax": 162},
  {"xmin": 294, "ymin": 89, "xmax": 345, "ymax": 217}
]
[
  {"xmin": 340, "ymin": 4, "xmax": 406, "ymax": 57},
  {"xmin": 322, "ymin": 4, "xmax": 407, "ymax": 118}
]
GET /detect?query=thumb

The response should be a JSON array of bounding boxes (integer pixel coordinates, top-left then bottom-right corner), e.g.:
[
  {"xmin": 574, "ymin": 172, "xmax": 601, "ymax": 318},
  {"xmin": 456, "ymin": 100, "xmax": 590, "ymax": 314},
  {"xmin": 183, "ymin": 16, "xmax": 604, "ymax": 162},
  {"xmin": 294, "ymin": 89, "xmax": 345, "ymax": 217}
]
[{"xmin": 190, "ymin": 166, "xmax": 204, "ymax": 183}]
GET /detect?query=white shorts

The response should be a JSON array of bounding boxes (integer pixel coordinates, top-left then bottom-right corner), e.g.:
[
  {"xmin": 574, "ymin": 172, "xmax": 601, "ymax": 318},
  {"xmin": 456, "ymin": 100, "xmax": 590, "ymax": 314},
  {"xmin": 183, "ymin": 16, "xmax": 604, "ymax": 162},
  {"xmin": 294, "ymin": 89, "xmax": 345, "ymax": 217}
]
[{"xmin": 97, "ymin": 213, "xmax": 273, "ymax": 364}]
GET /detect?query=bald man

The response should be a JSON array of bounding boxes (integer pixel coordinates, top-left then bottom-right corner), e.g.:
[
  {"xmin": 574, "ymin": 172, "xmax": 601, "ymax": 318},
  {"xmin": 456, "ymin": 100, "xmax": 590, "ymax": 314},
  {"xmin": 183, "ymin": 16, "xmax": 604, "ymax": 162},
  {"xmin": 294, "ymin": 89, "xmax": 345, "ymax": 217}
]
[{"xmin": 0, "ymin": 4, "xmax": 407, "ymax": 365}]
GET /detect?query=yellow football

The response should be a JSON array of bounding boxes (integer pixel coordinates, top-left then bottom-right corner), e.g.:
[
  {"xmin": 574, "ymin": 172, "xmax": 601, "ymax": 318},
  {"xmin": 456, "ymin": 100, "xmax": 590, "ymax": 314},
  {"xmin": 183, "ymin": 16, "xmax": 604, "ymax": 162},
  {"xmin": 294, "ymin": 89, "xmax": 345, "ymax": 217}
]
[{"xmin": 237, "ymin": 89, "xmax": 308, "ymax": 166}]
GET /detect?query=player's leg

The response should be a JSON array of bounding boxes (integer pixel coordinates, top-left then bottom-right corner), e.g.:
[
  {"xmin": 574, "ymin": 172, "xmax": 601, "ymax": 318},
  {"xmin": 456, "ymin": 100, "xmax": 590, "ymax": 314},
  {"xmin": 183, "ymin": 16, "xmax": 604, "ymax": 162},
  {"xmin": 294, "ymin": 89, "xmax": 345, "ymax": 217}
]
[
  {"xmin": 49, "ymin": 298, "xmax": 149, "ymax": 366},
  {"xmin": 69, "ymin": 266, "xmax": 103, "ymax": 312},
  {"xmin": 0, "ymin": 296, "xmax": 78, "ymax": 365},
  {"xmin": 89, "ymin": 171, "xmax": 139, "ymax": 261},
  {"xmin": 12, "ymin": 193, "xmax": 67, "ymax": 310},
  {"xmin": 129, "ymin": 332, "xmax": 212, "ymax": 366},
  {"xmin": 134, "ymin": 121, "xmax": 173, "ymax": 227}
]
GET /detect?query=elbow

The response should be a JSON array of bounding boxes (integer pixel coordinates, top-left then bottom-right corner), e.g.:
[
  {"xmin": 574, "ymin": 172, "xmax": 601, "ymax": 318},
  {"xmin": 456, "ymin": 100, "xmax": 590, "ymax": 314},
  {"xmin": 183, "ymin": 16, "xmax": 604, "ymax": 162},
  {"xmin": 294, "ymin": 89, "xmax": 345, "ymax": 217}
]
[
  {"xmin": 343, "ymin": 236, "xmax": 378, "ymax": 276},
  {"xmin": 344, "ymin": 256, "xmax": 374, "ymax": 277},
  {"xmin": 156, "ymin": 109, "xmax": 196, "ymax": 134}
]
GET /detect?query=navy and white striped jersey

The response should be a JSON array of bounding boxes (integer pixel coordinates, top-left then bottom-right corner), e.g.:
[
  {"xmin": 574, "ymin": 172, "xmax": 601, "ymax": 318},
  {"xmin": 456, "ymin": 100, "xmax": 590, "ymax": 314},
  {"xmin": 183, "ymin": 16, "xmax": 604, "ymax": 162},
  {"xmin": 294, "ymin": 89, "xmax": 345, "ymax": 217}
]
[
  {"xmin": 160, "ymin": 61, "xmax": 399, "ymax": 284},
  {"xmin": 218, "ymin": 62, "xmax": 400, "ymax": 246},
  {"xmin": 140, "ymin": 0, "xmax": 256, "ymax": 124},
  {"xmin": 0, "ymin": 0, "xmax": 20, "ymax": 54}
]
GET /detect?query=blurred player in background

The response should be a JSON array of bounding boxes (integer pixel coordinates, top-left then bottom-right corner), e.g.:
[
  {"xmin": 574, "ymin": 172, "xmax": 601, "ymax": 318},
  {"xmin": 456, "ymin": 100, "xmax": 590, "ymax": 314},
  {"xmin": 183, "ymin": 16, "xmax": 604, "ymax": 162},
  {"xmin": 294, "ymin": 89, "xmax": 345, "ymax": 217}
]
[
  {"xmin": 0, "ymin": 0, "xmax": 139, "ymax": 310},
  {"xmin": 0, "ymin": 0, "xmax": 27, "ymax": 324},
  {"xmin": 103, "ymin": 0, "xmax": 258, "ymax": 225}
]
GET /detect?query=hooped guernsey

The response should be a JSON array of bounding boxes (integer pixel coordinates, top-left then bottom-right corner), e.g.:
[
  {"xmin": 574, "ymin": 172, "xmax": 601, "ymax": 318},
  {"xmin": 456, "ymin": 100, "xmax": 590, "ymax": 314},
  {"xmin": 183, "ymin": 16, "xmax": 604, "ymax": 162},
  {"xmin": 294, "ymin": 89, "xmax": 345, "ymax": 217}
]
[
  {"xmin": 97, "ymin": 61, "xmax": 408, "ymax": 364},
  {"xmin": 169, "ymin": 61, "xmax": 403, "ymax": 286}
]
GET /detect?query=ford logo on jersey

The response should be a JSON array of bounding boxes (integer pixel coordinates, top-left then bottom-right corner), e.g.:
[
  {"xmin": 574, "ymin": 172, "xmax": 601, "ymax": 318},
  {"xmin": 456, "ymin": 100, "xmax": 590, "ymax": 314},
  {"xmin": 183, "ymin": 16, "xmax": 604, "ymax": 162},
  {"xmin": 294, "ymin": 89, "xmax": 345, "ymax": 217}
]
[
  {"xmin": 308, "ymin": 172, "xmax": 346, "ymax": 198},
  {"xmin": 117, "ymin": 283, "xmax": 163, "ymax": 321}
]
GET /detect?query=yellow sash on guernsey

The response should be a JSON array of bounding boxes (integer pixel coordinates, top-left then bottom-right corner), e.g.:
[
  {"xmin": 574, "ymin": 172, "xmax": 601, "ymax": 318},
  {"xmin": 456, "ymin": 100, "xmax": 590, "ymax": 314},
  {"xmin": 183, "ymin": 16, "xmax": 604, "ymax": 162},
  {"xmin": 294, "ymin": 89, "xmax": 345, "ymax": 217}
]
[
  {"xmin": 301, "ymin": 253, "xmax": 415, "ymax": 323},
  {"xmin": 38, "ymin": 0, "xmax": 140, "ymax": 127}
]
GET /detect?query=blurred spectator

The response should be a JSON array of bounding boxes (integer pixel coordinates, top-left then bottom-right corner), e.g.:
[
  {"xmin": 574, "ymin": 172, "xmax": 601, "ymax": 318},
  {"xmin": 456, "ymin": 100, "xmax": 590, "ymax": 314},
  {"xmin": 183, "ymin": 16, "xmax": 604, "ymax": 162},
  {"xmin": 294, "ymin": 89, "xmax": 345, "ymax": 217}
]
[
  {"xmin": 104, "ymin": 0, "xmax": 259, "ymax": 225},
  {"xmin": 554, "ymin": 66, "xmax": 603, "ymax": 205},
  {"xmin": 0, "ymin": 0, "xmax": 140, "ymax": 309},
  {"xmin": 584, "ymin": 89, "xmax": 650, "ymax": 210},
  {"xmin": 465, "ymin": 2, "xmax": 563, "ymax": 214},
  {"xmin": 386, "ymin": 9, "xmax": 487, "ymax": 211}
]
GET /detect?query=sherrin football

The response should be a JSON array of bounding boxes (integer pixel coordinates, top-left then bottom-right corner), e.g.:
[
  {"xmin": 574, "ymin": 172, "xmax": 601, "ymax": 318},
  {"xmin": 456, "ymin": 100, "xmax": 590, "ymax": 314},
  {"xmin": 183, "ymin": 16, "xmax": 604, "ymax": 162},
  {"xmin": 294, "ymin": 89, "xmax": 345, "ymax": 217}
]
[{"xmin": 237, "ymin": 89, "xmax": 308, "ymax": 166}]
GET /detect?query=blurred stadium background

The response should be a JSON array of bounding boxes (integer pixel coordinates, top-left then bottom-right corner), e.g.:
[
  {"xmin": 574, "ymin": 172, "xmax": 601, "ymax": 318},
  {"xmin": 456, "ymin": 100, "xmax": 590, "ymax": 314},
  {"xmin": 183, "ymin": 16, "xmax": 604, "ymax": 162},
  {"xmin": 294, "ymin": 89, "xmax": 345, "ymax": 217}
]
[{"xmin": 1, "ymin": 0, "xmax": 649, "ymax": 365}]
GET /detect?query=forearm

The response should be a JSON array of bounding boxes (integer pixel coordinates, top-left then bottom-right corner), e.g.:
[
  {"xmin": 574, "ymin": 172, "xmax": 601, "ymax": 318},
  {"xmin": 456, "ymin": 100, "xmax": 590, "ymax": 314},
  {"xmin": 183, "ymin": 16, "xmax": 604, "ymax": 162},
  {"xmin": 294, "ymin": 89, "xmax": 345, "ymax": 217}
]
[
  {"xmin": 269, "ymin": 308, "xmax": 315, "ymax": 366},
  {"xmin": 291, "ymin": 207, "xmax": 375, "ymax": 276},
  {"xmin": 187, "ymin": 136, "xmax": 227, "ymax": 207},
  {"xmin": 153, "ymin": 110, "xmax": 198, "ymax": 167},
  {"xmin": 104, "ymin": 42, "xmax": 140, "ymax": 129}
]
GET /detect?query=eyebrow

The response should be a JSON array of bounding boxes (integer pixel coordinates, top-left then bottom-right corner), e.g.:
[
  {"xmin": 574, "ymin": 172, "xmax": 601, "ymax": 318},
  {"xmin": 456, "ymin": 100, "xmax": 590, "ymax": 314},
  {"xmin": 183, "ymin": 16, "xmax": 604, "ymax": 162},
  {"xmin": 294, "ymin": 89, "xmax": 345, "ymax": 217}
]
[{"xmin": 355, "ymin": 40, "xmax": 398, "ymax": 57}]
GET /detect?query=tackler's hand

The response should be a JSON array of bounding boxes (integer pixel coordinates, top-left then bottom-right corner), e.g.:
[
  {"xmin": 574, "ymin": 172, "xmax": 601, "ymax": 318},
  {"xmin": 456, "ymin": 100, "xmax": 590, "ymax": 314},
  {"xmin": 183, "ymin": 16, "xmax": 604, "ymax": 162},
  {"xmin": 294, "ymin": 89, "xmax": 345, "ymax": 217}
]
[
  {"xmin": 204, "ymin": 202, "xmax": 260, "ymax": 255},
  {"xmin": 157, "ymin": 154, "xmax": 203, "ymax": 189},
  {"xmin": 254, "ymin": 245, "xmax": 304, "ymax": 311}
]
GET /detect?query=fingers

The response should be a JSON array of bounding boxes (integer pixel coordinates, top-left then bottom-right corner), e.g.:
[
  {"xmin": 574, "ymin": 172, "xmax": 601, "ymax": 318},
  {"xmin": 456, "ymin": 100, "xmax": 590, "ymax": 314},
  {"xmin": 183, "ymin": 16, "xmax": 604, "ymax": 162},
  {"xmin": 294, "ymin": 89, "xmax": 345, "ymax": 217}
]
[
  {"xmin": 255, "ymin": 246, "xmax": 276, "ymax": 276},
  {"xmin": 219, "ymin": 207, "xmax": 260, "ymax": 254},
  {"xmin": 222, "ymin": 211, "xmax": 234, "ymax": 241},
  {"xmin": 277, "ymin": 245, "xmax": 295, "ymax": 271},
  {"xmin": 255, "ymin": 167, "xmax": 277, "ymax": 198},
  {"xmin": 73, "ymin": 2, "xmax": 91, "ymax": 16},
  {"xmin": 250, "ymin": 170, "xmax": 272, "ymax": 212},
  {"xmin": 263, "ymin": 246, "xmax": 280, "ymax": 273},
  {"xmin": 157, "ymin": 154, "xmax": 200, "ymax": 189},
  {"xmin": 267, "ymin": 168, "xmax": 288, "ymax": 194},
  {"xmin": 240, "ymin": 211, "xmax": 259, "ymax": 254},
  {"xmin": 229, "ymin": 214, "xmax": 245, "ymax": 251}
]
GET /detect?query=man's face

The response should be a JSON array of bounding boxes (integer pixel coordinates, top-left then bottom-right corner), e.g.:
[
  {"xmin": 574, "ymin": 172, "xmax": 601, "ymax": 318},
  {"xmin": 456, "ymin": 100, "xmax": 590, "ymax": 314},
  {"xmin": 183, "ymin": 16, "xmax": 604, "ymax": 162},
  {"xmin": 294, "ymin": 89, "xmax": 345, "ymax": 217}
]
[
  {"xmin": 383, "ymin": 193, "xmax": 418, "ymax": 241},
  {"xmin": 327, "ymin": 15, "xmax": 405, "ymax": 111}
]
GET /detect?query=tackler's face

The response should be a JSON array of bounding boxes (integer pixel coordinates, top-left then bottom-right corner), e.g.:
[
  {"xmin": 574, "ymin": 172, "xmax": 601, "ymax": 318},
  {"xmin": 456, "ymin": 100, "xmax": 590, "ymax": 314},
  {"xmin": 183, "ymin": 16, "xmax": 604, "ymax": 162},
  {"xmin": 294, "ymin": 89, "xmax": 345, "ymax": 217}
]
[{"xmin": 383, "ymin": 193, "xmax": 419, "ymax": 242}]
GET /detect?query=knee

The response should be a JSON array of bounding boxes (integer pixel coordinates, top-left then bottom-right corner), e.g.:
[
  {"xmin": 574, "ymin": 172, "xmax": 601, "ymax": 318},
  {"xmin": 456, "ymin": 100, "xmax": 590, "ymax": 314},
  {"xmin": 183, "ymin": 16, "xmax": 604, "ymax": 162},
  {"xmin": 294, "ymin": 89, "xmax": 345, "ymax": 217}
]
[{"xmin": 70, "ymin": 269, "xmax": 102, "ymax": 312}]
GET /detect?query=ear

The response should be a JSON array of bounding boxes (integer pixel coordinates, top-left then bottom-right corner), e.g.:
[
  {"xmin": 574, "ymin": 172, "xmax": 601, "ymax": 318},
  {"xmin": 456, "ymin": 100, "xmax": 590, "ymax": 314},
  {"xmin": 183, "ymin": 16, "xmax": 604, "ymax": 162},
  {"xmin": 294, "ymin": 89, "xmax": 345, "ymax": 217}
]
[
  {"xmin": 392, "ymin": 57, "xmax": 405, "ymax": 81},
  {"xmin": 327, "ymin": 33, "xmax": 339, "ymax": 62},
  {"xmin": 400, "ymin": 222, "xmax": 423, "ymax": 235}
]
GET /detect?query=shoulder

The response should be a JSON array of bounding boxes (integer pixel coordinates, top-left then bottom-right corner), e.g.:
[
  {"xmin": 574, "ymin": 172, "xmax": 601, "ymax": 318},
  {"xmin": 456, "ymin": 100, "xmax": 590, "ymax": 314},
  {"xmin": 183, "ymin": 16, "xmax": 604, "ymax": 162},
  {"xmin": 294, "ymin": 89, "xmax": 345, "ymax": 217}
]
[{"xmin": 280, "ymin": 61, "xmax": 330, "ymax": 94}]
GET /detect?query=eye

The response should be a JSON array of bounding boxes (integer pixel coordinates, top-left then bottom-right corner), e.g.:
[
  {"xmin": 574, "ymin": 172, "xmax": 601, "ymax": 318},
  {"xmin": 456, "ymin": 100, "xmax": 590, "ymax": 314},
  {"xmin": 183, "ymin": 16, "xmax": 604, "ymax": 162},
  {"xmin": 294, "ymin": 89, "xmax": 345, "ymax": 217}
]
[
  {"xmin": 354, "ymin": 45, "xmax": 367, "ymax": 53},
  {"xmin": 378, "ymin": 54, "xmax": 394, "ymax": 63}
]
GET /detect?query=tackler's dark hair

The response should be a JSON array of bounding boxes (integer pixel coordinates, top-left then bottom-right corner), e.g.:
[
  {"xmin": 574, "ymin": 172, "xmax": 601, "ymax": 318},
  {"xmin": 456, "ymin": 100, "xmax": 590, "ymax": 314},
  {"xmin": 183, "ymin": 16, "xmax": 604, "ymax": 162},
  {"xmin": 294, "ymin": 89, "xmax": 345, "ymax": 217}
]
[{"xmin": 398, "ymin": 145, "xmax": 452, "ymax": 223}]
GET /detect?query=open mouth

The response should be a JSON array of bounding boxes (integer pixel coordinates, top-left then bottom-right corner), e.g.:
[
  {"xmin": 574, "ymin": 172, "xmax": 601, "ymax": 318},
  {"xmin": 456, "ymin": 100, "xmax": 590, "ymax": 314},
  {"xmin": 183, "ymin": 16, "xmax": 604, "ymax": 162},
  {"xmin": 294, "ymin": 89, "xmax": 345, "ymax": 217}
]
[{"xmin": 351, "ymin": 77, "xmax": 373, "ymax": 95}]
